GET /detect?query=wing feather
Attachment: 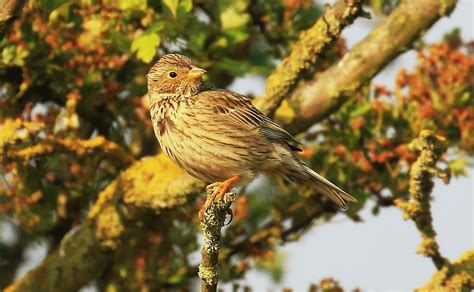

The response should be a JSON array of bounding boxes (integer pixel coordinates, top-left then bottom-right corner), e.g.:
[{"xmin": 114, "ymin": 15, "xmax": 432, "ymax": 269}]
[{"xmin": 199, "ymin": 89, "xmax": 302, "ymax": 152}]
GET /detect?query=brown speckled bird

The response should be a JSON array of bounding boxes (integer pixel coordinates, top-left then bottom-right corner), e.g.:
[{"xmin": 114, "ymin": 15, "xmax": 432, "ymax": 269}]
[{"xmin": 147, "ymin": 54, "xmax": 356, "ymax": 211}]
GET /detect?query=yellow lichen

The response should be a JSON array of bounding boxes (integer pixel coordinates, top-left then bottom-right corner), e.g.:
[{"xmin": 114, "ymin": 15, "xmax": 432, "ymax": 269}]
[
  {"xmin": 11, "ymin": 143, "xmax": 54, "ymax": 160},
  {"xmin": 417, "ymin": 237, "xmax": 439, "ymax": 257},
  {"xmin": 417, "ymin": 249, "xmax": 474, "ymax": 291},
  {"xmin": 88, "ymin": 153, "xmax": 204, "ymax": 247},
  {"xmin": 94, "ymin": 205, "xmax": 125, "ymax": 249},
  {"xmin": 121, "ymin": 153, "xmax": 203, "ymax": 210},
  {"xmin": 396, "ymin": 130, "xmax": 449, "ymax": 270},
  {"xmin": 0, "ymin": 118, "xmax": 22, "ymax": 148},
  {"xmin": 0, "ymin": 119, "xmax": 44, "ymax": 150},
  {"xmin": 88, "ymin": 180, "xmax": 119, "ymax": 219},
  {"xmin": 274, "ymin": 100, "xmax": 296, "ymax": 125},
  {"xmin": 4, "ymin": 135, "xmax": 133, "ymax": 165}
]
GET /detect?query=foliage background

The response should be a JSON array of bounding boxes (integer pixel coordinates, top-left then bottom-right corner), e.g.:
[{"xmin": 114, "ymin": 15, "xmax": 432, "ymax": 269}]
[{"xmin": 0, "ymin": 0, "xmax": 472, "ymax": 291}]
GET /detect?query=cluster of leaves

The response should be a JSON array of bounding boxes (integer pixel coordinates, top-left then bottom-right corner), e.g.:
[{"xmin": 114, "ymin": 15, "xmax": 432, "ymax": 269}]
[{"xmin": 0, "ymin": 0, "xmax": 325, "ymax": 289}]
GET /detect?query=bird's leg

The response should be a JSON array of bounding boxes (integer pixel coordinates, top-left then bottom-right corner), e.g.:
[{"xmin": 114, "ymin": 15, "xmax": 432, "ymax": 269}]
[{"xmin": 199, "ymin": 175, "xmax": 240, "ymax": 220}]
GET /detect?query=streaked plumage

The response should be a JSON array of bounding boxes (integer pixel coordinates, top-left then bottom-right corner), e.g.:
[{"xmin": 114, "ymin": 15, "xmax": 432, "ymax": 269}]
[{"xmin": 147, "ymin": 54, "xmax": 356, "ymax": 208}]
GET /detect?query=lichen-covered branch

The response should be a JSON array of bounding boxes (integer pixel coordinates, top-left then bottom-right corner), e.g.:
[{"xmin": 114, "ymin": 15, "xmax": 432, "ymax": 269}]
[
  {"xmin": 396, "ymin": 130, "xmax": 473, "ymax": 290},
  {"xmin": 417, "ymin": 249, "xmax": 474, "ymax": 291},
  {"xmin": 4, "ymin": 223, "xmax": 110, "ymax": 292},
  {"xmin": 395, "ymin": 130, "xmax": 451, "ymax": 270},
  {"xmin": 6, "ymin": 154, "xmax": 204, "ymax": 291},
  {"xmin": 278, "ymin": 0, "xmax": 457, "ymax": 134},
  {"xmin": 255, "ymin": 0, "xmax": 366, "ymax": 117},
  {"xmin": 199, "ymin": 190, "xmax": 236, "ymax": 292},
  {"xmin": 0, "ymin": 0, "xmax": 25, "ymax": 39}
]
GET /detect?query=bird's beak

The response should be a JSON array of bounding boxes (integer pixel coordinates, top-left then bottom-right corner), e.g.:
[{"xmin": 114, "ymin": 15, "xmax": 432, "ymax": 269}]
[{"xmin": 187, "ymin": 67, "xmax": 206, "ymax": 80}]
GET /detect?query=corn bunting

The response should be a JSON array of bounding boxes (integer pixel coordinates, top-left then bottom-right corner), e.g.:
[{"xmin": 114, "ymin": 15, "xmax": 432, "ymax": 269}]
[{"xmin": 147, "ymin": 54, "xmax": 356, "ymax": 212}]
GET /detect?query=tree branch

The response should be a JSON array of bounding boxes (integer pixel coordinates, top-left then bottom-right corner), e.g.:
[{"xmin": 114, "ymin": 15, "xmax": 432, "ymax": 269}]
[
  {"xmin": 199, "ymin": 191, "xmax": 236, "ymax": 292},
  {"xmin": 255, "ymin": 0, "xmax": 367, "ymax": 117},
  {"xmin": 0, "ymin": 0, "xmax": 25, "ymax": 39},
  {"xmin": 277, "ymin": 0, "xmax": 457, "ymax": 134},
  {"xmin": 417, "ymin": 249, "xmax": 474, "ymax": 291},
  {"xmin": 395, "ymin": 130, "xmax": 451, "ymax": 270},
  {"xmin": 6, "ymin": 154, "xmax": 204, "ymax": 291},
  {"xmin": 4, "ymin": 223, "xmax": 110, "ymax": 292}
]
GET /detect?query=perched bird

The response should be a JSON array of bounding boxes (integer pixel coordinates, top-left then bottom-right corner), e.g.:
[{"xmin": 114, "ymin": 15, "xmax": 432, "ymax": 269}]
[{"xmin": 147, "ymin": 54, "xmax": 356, "ymax": 212}]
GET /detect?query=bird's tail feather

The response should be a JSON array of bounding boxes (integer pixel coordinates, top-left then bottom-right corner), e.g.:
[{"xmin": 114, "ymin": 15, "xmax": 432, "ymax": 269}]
[
  {"xmin": 300, "ymin": 164, "xmax": 357, "ymax": 208},
  {"xmin": 280, "ymin": 160, "xmax": 357, "ymax": 208}
]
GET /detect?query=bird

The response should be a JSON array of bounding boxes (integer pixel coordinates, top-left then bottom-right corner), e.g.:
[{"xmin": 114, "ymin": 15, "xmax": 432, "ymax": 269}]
[{"xmin": 147, "ymin": 54, "xmax": 356, "ymax": 214}]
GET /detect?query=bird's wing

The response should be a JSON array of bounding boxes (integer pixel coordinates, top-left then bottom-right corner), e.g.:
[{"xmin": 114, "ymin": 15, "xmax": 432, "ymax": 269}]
[{"xmin": 198, "ymin": 89, "xmax": 302, "ymax": 152}]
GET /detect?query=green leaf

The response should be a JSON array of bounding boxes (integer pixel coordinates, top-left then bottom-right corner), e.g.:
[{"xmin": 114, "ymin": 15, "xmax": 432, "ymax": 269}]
[
  {"xmin": 225, "ymin": 28, "xmax": 250, "ymax": 45},
  {"xmin": 118, "ymin": 0, "xmax": 147, "ymax": 10},
  {"xmin": 131, "ymin": 33, "xmax": 160, "ymax": 63},
  {"xmin": 218, "ymin": 0, "xmax": 250, "ymax": 30},
  {"xmin": 48, "ymin": 2, "xmax": 72, "ymax": 25},
  {"xmin": 110, "ymin": 31, "xmax": 131, "ymax": 53},
  {"xmin": 448, "ymin": 157, "xmax": 468, "ymax": 177},
  {"xmin": 163, "ymin": 0, "xmax": 192, "ymax": 18},
  {"xmin": 349, "ymin": 101, "xmax": 372, "ymax": 121}
]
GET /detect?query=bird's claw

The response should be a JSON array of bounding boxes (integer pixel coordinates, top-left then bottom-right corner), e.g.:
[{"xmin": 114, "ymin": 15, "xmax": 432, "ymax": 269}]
[
  {"xmin": 199, "ymin": 176, "xmax": 240, "ymax": 223},
  {"xmin": 224, "ymin": 208, "xmax": 233, "ymax": 226}
]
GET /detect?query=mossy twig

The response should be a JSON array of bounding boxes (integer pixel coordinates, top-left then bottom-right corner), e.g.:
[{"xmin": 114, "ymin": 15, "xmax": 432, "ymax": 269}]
[
  {"xmin": 395, "ymin": 130, "xmax": 451, "ymax": 270},
  {"xmin": 198, "ymin": 189, "xmax": 236, "ymax": 292}
]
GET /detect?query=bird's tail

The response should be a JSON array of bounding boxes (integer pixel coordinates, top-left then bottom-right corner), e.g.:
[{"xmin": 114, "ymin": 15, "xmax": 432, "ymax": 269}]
[
  {"xmin": 281, "ymin": 160, "xmax": 357, "ymax": 208},
  {"xmin": 301, "ymin": 164, "xmax": 357, "ymax": 208}
]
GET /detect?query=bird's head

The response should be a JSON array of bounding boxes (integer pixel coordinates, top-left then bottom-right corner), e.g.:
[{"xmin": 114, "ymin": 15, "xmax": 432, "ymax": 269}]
[{"xmin": 147, "ymin": 54, "xmax": 206, "ymax": 99}]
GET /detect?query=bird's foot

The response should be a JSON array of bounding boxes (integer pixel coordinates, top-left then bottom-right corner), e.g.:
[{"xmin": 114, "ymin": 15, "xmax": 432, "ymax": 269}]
[{"xmin": 199, "ymin": 175, "xmax": 240, "ymax": 221}]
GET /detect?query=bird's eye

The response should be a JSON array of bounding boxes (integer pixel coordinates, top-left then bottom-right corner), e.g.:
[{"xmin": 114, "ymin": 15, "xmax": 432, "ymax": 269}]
[{"xmin": 168, "ymin": 71, "xmax": 177, "ymax": 78}]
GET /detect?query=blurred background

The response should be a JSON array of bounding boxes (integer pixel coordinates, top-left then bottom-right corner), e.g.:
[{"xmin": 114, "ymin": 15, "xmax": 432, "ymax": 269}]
[{"xmin": 0, "ymin": 0, "xmax": 472, "ymax": 291}]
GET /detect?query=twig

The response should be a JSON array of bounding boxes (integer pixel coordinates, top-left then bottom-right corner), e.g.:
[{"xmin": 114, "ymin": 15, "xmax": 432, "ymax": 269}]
[
  {"xmin": 198, "ymin": 190, "xmax": 237, "ymax": 292},
  {"xmin": 255, "ymin": 0, "xmax": 367, "ymax": 117},
  {"xmin": 395, "ymin": 130, "xmax": 451, "ymax": 270}
]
